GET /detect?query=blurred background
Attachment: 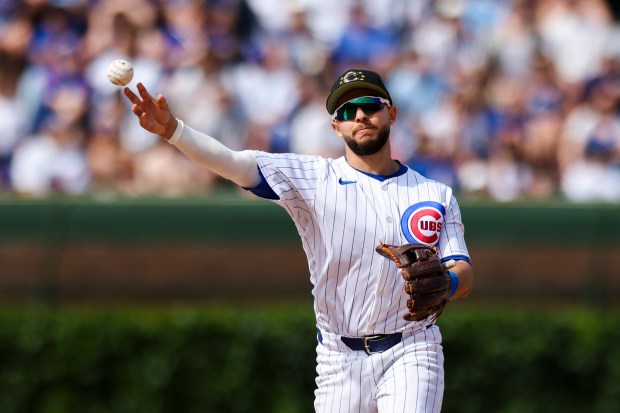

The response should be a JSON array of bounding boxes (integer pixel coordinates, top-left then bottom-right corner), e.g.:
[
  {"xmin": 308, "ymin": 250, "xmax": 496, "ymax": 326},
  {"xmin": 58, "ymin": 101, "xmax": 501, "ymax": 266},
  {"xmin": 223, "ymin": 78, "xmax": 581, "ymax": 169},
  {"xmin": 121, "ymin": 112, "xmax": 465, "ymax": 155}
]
[
  {"xmin": 0, "ymin": 0, "xmax": 619, "ymax": 412},
  {"xmin": 0, "ymin": 0, "xmax": 619, "ymax": 201}
]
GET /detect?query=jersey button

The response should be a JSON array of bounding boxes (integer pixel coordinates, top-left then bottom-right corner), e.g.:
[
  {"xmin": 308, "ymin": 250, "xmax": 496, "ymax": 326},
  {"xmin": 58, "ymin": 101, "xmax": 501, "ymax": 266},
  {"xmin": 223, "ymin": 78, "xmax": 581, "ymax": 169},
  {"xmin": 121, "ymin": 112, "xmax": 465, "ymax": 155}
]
[
  {"xmin": 386, "ymin": 217, "xmax": 393, "ymax": 223},
  {"xmin": 382, "ymin": 186, "xmax": 388, "ymax": 191}
]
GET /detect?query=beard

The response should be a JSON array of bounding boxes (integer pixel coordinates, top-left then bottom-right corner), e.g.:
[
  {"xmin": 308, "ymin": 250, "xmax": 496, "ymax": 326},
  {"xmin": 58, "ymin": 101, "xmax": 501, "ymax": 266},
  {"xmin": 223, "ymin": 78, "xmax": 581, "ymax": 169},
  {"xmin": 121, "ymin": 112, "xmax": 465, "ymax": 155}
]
[{"xmin": 343, "ymin": 124, "xmax": 390, "ymax": 156}]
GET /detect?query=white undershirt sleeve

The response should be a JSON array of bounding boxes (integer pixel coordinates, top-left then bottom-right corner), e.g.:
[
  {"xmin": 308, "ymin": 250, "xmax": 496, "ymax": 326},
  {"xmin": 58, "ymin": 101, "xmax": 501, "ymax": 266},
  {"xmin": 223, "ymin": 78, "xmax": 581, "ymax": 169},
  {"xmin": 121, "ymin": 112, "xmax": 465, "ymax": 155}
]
[{"xmin": 166, "ymin": 119, "xmax": 261, "ymax": 188}]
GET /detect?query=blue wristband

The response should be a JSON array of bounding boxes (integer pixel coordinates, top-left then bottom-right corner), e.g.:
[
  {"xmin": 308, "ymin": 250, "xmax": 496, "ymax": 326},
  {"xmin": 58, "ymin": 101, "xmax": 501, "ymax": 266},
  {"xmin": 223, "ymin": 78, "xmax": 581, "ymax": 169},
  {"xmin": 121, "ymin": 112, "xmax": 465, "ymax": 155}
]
[{"xmin": 448, "ymin": 271, "xmax": 459, "ymax": 298}]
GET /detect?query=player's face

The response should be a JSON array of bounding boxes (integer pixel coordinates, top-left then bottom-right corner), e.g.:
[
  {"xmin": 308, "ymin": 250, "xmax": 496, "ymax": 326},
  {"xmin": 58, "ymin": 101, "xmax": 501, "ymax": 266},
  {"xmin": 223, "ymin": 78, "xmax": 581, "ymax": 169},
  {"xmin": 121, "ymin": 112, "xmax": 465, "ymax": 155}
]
[{"xmin": 331, "ymin": 91, "xmax": 396, "ymax": 157}]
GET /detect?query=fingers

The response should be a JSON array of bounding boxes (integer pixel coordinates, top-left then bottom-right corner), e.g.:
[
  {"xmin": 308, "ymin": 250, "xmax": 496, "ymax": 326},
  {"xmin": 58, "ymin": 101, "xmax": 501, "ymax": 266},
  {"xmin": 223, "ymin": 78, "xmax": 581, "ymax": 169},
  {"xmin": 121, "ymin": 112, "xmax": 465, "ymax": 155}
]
[
  {"xmin": 123, "ymin": 87, "xmax": 141, "ymax": 105},
  {"xmin": 124, "ymin": 83, "xmax": 156, "ymax": 107},
  {"xmin": 136, "ymin": 82, "xmax": 153, "ymax": 101},
  {"xmin": 156, "ymin": 94, "xmax": 170, "ymax": 112},
  {"xmin": 131, "ymin": 103, "xmax": 143, "ymax": 117},
  {"xmin": 125, "ymin": 83, "xmax": 160, "ymax": 119}
]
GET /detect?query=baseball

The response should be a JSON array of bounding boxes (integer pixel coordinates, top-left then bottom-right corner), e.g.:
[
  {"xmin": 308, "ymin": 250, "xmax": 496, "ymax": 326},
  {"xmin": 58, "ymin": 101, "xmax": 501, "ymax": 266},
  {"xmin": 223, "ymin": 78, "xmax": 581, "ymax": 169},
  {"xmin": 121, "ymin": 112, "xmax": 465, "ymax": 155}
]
[{"xmin": 107, "ymin": 59, "xmax": 134, "ymax": 86}]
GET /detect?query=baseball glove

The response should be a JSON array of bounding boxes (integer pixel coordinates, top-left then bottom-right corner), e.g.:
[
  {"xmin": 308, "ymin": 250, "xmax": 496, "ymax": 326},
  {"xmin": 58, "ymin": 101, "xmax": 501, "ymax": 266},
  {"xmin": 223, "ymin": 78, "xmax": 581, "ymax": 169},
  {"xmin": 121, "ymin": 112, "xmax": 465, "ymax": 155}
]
[{"xmin": 375, "ymin": 241, "xmax": 452, "ymax": 323}]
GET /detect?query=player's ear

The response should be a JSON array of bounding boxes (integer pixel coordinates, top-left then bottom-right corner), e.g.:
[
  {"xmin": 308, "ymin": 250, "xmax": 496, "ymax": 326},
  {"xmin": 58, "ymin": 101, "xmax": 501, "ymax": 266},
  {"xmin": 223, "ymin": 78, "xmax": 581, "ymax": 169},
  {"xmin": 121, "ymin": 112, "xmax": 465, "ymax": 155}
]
[
  {"xmin": 331, "ymin": 120, "xmax": 343, "ymax": 137},
  {"xmin": 389, "ymin": 105, "xmax": 397, "ymax": 124}
]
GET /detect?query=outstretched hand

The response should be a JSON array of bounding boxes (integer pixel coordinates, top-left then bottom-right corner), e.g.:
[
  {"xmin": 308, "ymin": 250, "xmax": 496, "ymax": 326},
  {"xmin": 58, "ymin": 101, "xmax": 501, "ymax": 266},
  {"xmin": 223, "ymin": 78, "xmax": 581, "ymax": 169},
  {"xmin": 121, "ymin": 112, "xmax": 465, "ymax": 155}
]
[{"xmin": 124, "ymin": 82, "xmax": 177, "ymax": 140}]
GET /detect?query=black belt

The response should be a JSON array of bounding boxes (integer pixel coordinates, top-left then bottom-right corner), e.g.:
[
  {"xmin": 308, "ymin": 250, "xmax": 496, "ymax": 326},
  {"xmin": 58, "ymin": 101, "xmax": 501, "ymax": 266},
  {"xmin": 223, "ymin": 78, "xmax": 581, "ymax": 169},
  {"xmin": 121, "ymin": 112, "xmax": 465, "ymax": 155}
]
[{"xmin": 341, "ymin": 332, "xmax": 403, "ymax": 355}]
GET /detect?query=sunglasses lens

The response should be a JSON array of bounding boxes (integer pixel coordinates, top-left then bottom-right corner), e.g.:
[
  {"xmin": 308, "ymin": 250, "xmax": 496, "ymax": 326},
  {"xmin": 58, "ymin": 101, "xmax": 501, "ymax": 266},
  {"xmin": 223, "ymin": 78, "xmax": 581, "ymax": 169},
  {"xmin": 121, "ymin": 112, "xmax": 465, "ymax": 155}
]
[{"xmin": 334, "ymin": 97, "xmax": 386, "ymax": 121}]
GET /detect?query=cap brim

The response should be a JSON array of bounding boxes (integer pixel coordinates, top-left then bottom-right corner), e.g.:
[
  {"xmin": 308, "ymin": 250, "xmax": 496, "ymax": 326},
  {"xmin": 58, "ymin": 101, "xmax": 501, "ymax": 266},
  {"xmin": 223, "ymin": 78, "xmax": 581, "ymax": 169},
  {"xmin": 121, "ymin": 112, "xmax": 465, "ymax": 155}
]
[{"xmin": 326, "ymin": 82, "xmax": 391, "ymax": 114}]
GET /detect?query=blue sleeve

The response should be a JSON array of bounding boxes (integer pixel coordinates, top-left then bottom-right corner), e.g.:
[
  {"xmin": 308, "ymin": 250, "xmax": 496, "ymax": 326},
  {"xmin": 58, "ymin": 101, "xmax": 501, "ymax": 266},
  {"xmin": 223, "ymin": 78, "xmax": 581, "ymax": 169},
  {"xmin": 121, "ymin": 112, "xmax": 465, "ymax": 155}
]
[{"xmin": 244, "ymin": 168, "xmax": 279, "ymax": 200}]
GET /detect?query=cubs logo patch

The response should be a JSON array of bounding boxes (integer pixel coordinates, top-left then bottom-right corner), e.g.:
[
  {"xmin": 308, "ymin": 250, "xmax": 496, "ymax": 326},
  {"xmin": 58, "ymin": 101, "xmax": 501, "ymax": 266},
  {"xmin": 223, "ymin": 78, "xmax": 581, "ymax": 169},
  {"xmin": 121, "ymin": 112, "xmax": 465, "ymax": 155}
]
[
  {"xmin": 340, "ymin": 71, "xmax": 365, "ymax": 85},
  {"xmin": 400, "ymin": 201, "xmax": 446, "ymax": 245}
]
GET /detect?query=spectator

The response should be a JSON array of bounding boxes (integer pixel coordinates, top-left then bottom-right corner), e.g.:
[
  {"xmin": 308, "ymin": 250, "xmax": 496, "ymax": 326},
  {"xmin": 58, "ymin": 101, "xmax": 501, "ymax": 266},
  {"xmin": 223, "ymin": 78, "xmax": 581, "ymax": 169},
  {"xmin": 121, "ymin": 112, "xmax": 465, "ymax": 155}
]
[
  {"xmin": 225, "ymin": 35, "xmax": 300, "ymax": 151},
  {"xmin": 284, "ymin": 6, "xmax": 330, "ymax": 76},
  {"xmin": 11, "ymin": 113, "xmax": 90, "ymax": 197},
  {"xmin": 535, "ymin": 0, "xmax": 616, "ymax": 86},
  {"xmin": 164, "ymin": 52, "xmax": 248, "ymax": 152},
  {"xmin": 0, "ymin": 16, "xmax": 31, "ymax": 187},
  {"xmin": 330, "ymin": 3, "xmax": 400, "ymax": 74},
  {"xmin": 560, "ymin": 139, "xmax": 620, "ymax": 203},
  {"xmin": 559, "ymin": 74, "xmax": 620, "ymax": 202},
  {"xmin": 385, "ymin": 50, "xmax": 451, "ymax": 118},
  {"xmin": 284, "ymin": 75, "xmax": 343, "ymax": 157}
]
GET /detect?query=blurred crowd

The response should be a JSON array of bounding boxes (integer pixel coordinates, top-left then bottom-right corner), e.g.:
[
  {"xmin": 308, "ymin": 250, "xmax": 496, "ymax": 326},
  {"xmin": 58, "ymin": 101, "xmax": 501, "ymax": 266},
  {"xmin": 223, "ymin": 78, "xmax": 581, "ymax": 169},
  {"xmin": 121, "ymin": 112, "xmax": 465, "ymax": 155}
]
[{"xmin": 1, "ymin": 0, "xmax": 619, "ymax": 202}]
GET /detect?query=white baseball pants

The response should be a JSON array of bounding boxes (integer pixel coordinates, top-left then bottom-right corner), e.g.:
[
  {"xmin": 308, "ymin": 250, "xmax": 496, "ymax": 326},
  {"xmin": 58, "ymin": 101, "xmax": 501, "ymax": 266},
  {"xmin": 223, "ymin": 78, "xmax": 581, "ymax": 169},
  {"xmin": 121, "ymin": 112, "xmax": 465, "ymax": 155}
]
[{"xmin": 314, "ymin": 325, "xmax": 444, "ymax": 413}]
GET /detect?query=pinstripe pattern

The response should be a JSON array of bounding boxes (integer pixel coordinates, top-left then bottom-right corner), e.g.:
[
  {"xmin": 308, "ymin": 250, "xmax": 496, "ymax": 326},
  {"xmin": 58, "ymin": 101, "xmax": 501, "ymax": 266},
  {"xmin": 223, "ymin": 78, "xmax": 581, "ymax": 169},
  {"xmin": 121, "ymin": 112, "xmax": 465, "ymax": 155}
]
[
  {"xmin": 251, "ymin": 151, "xmax": 467, "ymax": 412},
  {"xmin": 315, "ymin": 326, "xmax": 444, "ymax": 413}
]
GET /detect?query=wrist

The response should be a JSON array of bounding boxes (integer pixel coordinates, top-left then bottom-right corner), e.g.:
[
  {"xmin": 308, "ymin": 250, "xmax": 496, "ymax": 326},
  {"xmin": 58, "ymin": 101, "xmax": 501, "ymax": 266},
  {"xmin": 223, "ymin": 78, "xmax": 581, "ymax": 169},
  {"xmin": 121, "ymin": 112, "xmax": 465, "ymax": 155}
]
[
  {"xmin": 448, "ymin": 271, "xmax": 459, "ymax": 298},
  {"xmin": 162, "ymin": 117, "xmax": 179, "ymax": 140},
  {"xmin": 166, "ymin": 118, "xmax": 184, "ymax": 145}
]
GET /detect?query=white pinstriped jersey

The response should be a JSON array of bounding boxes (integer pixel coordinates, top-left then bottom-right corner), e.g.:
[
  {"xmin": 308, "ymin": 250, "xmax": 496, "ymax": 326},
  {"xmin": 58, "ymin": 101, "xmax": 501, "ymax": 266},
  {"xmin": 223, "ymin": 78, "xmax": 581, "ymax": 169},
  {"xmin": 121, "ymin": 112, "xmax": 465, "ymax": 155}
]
[{"xmin": 250, "ymin": 152, "xmax": 470, "ymax": 338}]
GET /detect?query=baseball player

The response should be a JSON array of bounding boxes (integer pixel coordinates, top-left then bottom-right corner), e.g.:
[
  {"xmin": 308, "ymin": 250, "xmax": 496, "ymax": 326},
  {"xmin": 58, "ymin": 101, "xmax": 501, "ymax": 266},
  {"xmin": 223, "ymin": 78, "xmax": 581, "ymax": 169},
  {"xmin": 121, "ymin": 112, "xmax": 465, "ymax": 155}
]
[{"xmin": 124, "ymin": 69, "xmax": 473, "ymax": 413}]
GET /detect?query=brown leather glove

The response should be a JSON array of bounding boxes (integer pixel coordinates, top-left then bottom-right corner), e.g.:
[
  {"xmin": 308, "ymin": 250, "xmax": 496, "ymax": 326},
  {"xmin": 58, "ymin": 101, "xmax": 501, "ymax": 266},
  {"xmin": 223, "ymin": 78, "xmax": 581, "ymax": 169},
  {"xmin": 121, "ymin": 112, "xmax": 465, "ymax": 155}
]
[{"xmin": 376, "ymin": 242, "xmax": 452, "ymax": 322}]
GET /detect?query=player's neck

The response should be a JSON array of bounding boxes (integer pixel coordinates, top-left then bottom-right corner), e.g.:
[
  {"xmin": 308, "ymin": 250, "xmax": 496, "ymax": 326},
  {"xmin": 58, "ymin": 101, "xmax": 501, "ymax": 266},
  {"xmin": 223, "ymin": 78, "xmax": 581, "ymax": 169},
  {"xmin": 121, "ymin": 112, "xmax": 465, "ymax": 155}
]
[{"xmin": 345, "ymin": 146, "xmax": 399, "ymax": 176}]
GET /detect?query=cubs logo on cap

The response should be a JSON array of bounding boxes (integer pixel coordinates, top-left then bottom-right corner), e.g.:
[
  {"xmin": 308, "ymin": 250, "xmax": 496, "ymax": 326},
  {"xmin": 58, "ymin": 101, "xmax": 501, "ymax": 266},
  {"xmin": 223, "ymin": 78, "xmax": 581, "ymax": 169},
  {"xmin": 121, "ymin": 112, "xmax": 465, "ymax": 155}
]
[
  {"xmin": 400, "ymin": 201, "xmax": 445, "ymax": 246},
  {"xmin": 326, "ymin": 69, "xmax": 393, "ymax": 114}
]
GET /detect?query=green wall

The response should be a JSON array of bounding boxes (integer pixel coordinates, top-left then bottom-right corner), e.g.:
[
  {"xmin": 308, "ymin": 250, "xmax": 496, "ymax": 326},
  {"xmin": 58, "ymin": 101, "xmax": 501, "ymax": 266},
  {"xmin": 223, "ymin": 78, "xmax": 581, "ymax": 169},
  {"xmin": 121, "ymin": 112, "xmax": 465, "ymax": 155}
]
[
  {"xmin": 0, "ymin": 194, "xmax": 618, "ymax": 304},
  {"xmin": 1, "ymin": 195, "xmax": 618, "ymax": 245}
]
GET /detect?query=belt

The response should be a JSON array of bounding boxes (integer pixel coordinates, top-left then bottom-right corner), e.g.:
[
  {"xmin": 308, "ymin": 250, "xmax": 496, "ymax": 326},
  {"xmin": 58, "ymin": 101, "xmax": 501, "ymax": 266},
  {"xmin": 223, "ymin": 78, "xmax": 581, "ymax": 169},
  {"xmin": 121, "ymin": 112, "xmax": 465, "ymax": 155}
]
[{"xmin": 340, "ymin": 332, "xmax": 403, "ymax": 355}]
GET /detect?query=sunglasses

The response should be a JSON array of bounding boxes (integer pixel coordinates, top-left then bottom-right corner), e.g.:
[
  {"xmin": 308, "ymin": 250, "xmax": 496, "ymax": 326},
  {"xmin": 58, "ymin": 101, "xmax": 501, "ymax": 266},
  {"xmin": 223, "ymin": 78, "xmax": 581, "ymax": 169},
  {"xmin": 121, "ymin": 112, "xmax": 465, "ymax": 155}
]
[{"xmin": 332, "ymin": 96, "xmax": 391, "ymax": 121}]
